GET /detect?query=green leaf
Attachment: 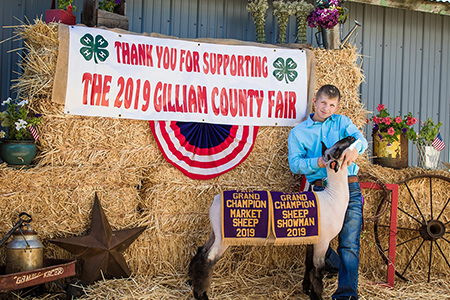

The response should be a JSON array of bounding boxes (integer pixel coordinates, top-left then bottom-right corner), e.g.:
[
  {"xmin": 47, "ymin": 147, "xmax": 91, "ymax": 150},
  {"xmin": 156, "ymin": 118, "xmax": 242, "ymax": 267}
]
[
  {"xmin": 95, "ymin": 35, "xmax": 109, "ymax": 49},
  {"xmin": 80, "ymin": 46, "xmax": 94, "ymax": 61},
  {"xmin": 96, "ymin": 49, "xmax": 109, "ymax": 62},
  {"xmin": 272, "ymin": 57, "xmax": 298, "ymax": 84},
  {"xmin": 80, "ymin": 33, "xmax": 95, "ymax": 47},
  {"xmin": 285, "ymin": 58, "xmax": 297, "ymax": 70},
  {"xmin": 273, "ymin": 57, "xmax": 285, "ymax": 70},
  {"xmin": 273, "ymin": 69, "xmax": 285, "ymax": 82},
  {"xmin": 79, "ymin": 33, "xmax": 109, "ymax": 64}
]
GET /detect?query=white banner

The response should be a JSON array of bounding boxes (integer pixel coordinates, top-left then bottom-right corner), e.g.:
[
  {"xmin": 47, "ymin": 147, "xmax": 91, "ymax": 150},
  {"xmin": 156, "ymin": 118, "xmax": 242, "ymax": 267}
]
[{"xmin": 65, "ymin": 26, "xmax": 308, "ymax": 126}]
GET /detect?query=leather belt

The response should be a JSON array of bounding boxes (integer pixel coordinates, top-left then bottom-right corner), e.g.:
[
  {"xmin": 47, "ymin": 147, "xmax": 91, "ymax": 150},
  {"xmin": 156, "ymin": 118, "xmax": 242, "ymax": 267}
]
[{"xmin": 312, "ymin": 176, "xmax": 359, "ymax": 187}]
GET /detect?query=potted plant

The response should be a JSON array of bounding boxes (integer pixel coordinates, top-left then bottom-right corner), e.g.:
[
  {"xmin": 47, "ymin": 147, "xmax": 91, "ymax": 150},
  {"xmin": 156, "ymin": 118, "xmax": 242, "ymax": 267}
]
[
  {"xmin": 307, "ymin": 0, "xmax": 349, "ymax": 49},
  {"xmin": 410, "ymin": 118, "xmax": 443, "ymax": 169},
  {"xmin": 46, "ymin": 0, "xmax": 77, "ymax": 25},
  {"xmin": 0, "ymin": 98, "xmax": 43, "ymax": 166},
  {"xmin": 369, "ymin": 104, "xmax": 417, "ymax": 169}
]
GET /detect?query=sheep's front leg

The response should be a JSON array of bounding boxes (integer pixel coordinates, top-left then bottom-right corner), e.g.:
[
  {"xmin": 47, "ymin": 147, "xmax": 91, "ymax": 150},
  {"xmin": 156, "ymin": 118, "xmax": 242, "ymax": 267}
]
[
  {"xmin": 309, "ymin": 243, "xmax": 328, "ymax": 300},
  {"xmin": 302, "ymin": 244, "xmax": 314, "ymax": 295},
  {"xmin": 309, "ymin": 263, "xmax": 325, "ymax": 300},
  {"xmin": 189, "ymin": 195, "xmax": 228, "ymax": 300}
]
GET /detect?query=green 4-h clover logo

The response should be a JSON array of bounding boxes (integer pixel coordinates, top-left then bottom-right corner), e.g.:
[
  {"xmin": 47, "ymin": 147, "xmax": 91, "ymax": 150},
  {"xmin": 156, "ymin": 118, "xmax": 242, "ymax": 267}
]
[
  {"xmin": 80, "ymin": 33, "xmax": 110, "ymax": 64},
  {"xmin": 273, "ymin": 57, "xmax": 298, "ymax": 84}
]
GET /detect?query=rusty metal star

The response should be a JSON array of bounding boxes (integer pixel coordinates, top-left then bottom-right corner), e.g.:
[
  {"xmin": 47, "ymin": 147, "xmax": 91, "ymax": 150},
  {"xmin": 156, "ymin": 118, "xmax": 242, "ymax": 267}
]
[{"xmin": 50, "ymin": 193, "xmax": 146, "ymax": 285}]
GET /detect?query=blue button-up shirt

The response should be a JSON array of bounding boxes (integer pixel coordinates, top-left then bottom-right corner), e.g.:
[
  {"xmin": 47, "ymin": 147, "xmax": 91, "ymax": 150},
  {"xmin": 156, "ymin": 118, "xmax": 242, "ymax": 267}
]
[{"xmin": 288, "ymin": 113, "xmax": 368, "ymax": 183}]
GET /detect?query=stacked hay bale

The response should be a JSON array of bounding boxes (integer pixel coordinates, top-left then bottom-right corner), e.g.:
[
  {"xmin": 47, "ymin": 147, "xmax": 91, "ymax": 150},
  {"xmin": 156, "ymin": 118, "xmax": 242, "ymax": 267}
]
[{"xmin": 0, "ymin": 19, "xmax": 449, "ymax": 299}]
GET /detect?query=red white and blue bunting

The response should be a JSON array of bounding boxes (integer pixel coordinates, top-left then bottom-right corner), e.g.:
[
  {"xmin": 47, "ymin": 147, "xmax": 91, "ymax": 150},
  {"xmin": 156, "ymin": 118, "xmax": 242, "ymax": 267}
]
[{"xmin": 150, "ymin": 121, "xmax": 258, "ymax": 180}]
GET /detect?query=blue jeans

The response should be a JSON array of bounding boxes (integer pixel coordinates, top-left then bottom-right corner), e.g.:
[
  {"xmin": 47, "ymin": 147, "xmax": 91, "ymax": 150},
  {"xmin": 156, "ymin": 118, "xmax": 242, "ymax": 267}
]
[{"xmin": 313, "ymin": 180, "xmax": 363, "ymax": 300}]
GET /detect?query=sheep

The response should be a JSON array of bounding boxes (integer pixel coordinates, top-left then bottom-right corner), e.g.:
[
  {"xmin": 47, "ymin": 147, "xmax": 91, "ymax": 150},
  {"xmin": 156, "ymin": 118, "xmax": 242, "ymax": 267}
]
[{"xmin": 188, "ymin": 136, "xmax": 357, "ymax": 300}]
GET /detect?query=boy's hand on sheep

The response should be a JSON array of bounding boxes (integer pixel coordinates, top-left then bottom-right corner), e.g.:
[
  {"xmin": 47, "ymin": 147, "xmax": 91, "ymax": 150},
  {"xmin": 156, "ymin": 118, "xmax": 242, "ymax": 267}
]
[
  {"xmin": 341, "ymin": 147, "xmax": 359, "ymax": 168},
  {"xmin": 317, "ymin": 156, "xmax": 326, "ymax": 168}
]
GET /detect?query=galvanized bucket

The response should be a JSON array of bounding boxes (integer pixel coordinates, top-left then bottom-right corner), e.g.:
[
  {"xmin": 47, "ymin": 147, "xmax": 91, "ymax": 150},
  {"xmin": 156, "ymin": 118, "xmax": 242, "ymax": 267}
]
[{"xmin": 417, "ymin": 145, "xmax": 440, "ymax": 169}]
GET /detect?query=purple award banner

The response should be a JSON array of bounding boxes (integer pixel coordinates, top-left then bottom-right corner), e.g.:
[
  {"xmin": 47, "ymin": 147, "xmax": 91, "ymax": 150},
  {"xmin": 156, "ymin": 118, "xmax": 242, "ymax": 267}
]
[
  {"xmin": 222, "ymin": 190, "xmax": 270, "ymax": 244},
  {"xmin": 271, "ymin": 191, "xmax": 320, "ymax": 244}
]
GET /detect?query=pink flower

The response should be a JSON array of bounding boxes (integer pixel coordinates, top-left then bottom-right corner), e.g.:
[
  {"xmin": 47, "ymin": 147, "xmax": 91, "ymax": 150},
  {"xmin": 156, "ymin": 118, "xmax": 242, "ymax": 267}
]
[
  {"xmin": 377, "ymin": 104, "xmax": 386, "ymax": 112},
  {"xmin": 373, "ymin": 116, "xmax": 381, "ymax": 124},
  {"xmin": 406, "ymin": 118, "xmax": 418, "ymax": 126},
  {"xmin": 382, "ymin": 117, "xmax": 392, "ymax": 125},
  {"xmin": 395, "ymin": 116, "xmax": 402, "ymax": 124},
  {"xmin": 387, "ymin": 127, "xmax": 395, "ymax": 135}
]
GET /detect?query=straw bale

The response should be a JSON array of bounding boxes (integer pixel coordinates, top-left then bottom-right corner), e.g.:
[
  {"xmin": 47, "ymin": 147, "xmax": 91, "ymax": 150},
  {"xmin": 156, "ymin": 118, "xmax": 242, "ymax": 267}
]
[
  {"xmin": 313, "ymin": 47, "xmax": 367, "ymax": 129},
  {"xmin": 9, "ymin": 273, "xmax": 447, "ymax": 300},
  {"xmin": 25, "ymin": 97, "xmax": 163, "ymax": 168},
  {"xmin": 0, "ymin": 163, "xmax": 145, "ymax": 265},
  {"xmin": 2, "ymin": 20, "xmax": 450, "ymax": 300},
  {"xmin": 11, "ymin": 19, "xmax": 59, "ymax": 101}
]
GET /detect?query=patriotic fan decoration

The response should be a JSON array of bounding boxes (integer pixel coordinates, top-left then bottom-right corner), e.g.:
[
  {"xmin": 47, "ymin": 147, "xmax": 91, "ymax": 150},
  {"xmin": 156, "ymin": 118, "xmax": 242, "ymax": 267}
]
[{"xmin": 150, "ymin": 121, "xmax": 259, "ymax": 180}]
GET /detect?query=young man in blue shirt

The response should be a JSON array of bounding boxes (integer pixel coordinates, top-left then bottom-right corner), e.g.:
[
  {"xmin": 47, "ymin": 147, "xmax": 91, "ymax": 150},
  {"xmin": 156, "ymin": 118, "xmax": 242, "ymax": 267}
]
[{"xmin": 288, "ymin": 84, "xmax": 368, "ymax": 300}]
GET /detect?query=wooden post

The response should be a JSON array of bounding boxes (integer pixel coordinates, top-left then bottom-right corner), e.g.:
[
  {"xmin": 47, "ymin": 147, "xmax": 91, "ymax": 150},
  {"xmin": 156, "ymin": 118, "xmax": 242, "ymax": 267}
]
[
  {"xmin": 81, "ymin": 0, "xmax": 98, "ymax": 27},
  {"xmin": 97, "ymin": 9, "xmax": 129, "ymax": 30}
]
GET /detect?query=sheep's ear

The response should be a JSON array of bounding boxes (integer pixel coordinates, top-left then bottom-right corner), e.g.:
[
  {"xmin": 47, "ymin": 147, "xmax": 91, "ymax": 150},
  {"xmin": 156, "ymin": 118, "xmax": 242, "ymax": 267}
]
[{"xmin": 321, "ymin": 141, "xmax": 327, "ymax": 155}]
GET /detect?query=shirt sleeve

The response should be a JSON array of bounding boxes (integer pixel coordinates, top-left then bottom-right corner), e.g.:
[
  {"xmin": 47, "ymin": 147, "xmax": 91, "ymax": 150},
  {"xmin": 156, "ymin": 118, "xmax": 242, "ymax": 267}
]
[
  {"xmin": 340, "ymin": 116, "xmax": 368, "ymax": 154},
  {"xmin": 288, "ymin": 128, "xmax": 321, "ymax": 175}
]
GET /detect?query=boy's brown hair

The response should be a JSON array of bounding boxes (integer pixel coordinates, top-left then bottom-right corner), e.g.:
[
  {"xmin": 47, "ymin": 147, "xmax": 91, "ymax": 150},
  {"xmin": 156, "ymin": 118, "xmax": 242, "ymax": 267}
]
[{"xmin": 316, "ymin": 84, "xmax": 341, "ymax": 102}]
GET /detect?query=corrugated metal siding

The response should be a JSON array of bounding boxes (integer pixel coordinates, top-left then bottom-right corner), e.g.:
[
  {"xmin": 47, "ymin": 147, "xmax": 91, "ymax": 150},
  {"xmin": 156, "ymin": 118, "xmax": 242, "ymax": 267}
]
[
  {"xmin": 0, "ymin": 1, "xmax": 25, "ymax": 102},
  {"xmin": 0, "ymin": 0, "xmax": 449, "ymax": 165},
  {"xmin": 127, "ymin": 0, "xmax": 304, "ymax": 43},
  {"xmin": 342, "ymin": 2, "xmax": 450, "ymax": 165},
  {"xmin": 0, "ymin": 0, "xmax": 85, "ymax": 102}
]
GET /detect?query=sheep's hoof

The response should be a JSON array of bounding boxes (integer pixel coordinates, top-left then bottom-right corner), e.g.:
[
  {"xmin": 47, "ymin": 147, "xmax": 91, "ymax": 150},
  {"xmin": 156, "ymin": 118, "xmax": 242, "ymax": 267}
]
[
  {"xmin": 309, "ymin": 290, "xmax": 321, "ymax": 300},
  {"xmin": 193, "ymin": 290, "xmax": 209, "ymax": 300},
  {"xmin": 302, "ymin": 285, "xmax": 310, "ymax": 295},
  {"xmin": 302, "ymin": 280, "xmax": 311, "ymax": 295}
]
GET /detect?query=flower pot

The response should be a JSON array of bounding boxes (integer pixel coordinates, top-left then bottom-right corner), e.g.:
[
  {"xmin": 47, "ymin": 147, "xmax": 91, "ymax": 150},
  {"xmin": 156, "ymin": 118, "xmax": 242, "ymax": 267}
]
[
  {"xmin": 372, "ymin": 132, "xmax": 408, "ymax": 169},
  {"xmin": 417, "ymin": 145, "xmax": 440, "ymax": 169},
  {"xmin": 45, "ymin": 9, "xmax": 76, "ymax": 25},
  {"xmin": 0, "ymin": 139, "xmax": 37, "ymax": 166}
]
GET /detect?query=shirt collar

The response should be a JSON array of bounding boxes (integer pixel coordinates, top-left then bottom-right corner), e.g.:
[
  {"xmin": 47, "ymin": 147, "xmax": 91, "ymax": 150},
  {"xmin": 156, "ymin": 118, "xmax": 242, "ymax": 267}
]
[{"xmin": 304, "ymin": 113, "xmax": 336, "ymax": 126}]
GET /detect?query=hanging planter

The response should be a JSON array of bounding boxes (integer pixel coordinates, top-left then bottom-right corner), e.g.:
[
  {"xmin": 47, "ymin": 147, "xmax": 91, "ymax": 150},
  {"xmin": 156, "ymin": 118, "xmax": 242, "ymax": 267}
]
[
  {"xmin": 307, "ymin": 0, "xmax": 349, "ymax": 48},
  {"xmin": 372, "ymin": 131, "xmax": 408, "ymax": 169},
  {"xmin": 0, "ymin": 139, "xmax": 37, "ymax": 166},
  {"xmin": 246, "ymin": 0, "xmax": 269, "ymax": 43},
  {"xmin": 293, "ymin": 1, "xmax": 314, "ymax": 43},
  {"xmin": 273, "ymin": 1, "xmax": 295, "ymax": 44}
]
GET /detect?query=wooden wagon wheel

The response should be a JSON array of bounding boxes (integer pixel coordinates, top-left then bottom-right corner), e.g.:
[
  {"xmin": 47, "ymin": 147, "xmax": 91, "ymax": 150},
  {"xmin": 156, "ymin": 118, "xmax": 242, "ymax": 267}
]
[{"xmin": 374, "ymin": 174, "xmax": 450, "ymax": 282}]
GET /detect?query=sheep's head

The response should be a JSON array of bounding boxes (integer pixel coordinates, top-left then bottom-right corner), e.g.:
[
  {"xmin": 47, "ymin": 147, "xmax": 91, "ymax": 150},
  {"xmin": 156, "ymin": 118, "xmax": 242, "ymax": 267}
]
[{"xmin": 321, "ymin": 136, "xmax": 356, "ymax": 172}]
